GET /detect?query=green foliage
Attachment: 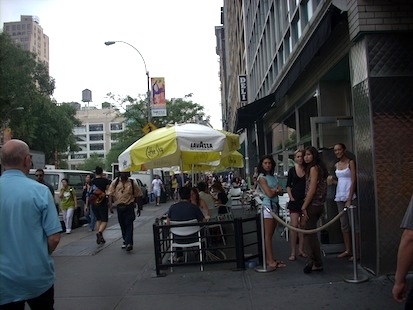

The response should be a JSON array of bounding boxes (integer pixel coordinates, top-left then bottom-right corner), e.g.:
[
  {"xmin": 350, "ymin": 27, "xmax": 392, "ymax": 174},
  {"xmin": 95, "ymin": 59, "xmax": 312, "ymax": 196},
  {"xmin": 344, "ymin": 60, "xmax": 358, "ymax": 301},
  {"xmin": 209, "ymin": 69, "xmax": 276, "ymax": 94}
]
[
  {"xmin": 0, "ymin": 33, "xmax": 79, "ymax": 164},
  {"xmin": 78, "ymin": 153, "xmax": 106, "ymax": 171},
  {"xmin": 104, "ymin": 94, "xmax": 207, "ymax": 168}
]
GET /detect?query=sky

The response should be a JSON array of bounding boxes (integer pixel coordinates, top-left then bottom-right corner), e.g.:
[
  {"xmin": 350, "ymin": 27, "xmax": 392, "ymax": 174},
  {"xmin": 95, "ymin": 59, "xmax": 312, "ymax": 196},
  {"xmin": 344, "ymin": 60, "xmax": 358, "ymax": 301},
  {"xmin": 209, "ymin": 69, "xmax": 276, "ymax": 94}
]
[{"xmin": 0, "ymin": 0, "xmax": 224, "ymax": 129}]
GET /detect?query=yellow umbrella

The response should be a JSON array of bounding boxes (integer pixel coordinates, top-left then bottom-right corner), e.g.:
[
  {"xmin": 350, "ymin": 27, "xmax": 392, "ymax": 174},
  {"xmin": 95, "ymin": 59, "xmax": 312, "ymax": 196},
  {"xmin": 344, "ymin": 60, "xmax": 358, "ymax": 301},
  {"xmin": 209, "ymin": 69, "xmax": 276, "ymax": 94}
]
[
  {"xmin": 118, "ymin": 123, "xmax": 240, "ymax": 172},
  {"xmin": 181, "ymin": 151, "xmax": 244, "ymax": 172}
]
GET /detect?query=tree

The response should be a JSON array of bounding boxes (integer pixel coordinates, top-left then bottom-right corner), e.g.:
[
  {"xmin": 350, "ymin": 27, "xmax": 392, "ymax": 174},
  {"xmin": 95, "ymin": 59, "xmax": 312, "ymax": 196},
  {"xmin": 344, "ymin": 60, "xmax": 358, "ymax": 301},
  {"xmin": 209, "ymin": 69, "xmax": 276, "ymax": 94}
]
[
  {"xmin": 78, "ymin": 153, "xmax": 105, "ymax": 171},
  {"xmin": 0, "ymin": 33, "xmax": 80, "ymax": 163},
  {"xmin": 104, "ymin": 94, "xmax": 208, "ymax": 169}
]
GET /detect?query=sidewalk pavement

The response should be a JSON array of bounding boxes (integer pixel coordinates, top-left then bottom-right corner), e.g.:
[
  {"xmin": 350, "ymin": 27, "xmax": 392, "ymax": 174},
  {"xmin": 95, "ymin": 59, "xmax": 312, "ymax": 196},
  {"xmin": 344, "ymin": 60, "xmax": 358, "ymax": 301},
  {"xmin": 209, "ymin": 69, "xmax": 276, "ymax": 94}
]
[{"xmin": 52, "ymin": 201, "xmax": 403, "ymax": 310}]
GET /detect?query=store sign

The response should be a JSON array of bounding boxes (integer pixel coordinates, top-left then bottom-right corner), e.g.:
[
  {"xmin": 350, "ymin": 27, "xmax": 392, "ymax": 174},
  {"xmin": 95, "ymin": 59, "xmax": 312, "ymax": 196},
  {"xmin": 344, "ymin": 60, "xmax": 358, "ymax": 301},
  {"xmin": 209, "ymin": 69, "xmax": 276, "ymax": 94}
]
[{"xmin": 238, "ymin": 75, "xmax": 248, "ymax": 103}]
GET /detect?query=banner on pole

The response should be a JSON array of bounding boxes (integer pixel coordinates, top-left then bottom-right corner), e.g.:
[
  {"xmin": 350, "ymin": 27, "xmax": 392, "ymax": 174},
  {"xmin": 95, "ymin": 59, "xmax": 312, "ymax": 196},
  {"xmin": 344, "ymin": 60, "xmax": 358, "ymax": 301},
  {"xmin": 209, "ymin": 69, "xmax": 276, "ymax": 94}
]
[{"xmin": 150, "ymin": 77, "xmax": 167, "ymax": 117}]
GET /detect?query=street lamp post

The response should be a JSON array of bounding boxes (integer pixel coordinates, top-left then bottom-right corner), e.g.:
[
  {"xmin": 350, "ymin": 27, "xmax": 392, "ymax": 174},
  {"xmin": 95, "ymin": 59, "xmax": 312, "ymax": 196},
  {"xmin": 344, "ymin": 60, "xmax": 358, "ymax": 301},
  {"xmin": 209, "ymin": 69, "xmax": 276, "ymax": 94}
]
[{"xmin": 105, "ymin": 41, "xmax": 153, "ymax": 182}]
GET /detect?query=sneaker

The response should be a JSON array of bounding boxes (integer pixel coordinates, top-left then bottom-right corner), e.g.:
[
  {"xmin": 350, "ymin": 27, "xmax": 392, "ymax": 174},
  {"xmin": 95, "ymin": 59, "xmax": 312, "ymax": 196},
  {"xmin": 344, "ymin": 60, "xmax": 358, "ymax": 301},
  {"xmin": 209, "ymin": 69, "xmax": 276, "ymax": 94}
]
[
  {"xmin": 121, "ymin": 242, "xmax": 126, "ymax": 249},
  {"xmin": 126, "ymin": 244, "xmax": 133, "ymax": 251}
]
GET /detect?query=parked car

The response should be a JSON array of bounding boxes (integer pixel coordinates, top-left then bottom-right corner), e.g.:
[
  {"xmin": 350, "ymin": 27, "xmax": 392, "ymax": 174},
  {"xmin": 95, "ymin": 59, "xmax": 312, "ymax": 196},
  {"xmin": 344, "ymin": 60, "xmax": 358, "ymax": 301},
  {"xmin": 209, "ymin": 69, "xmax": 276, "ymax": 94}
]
[
  {"xmin": 135, "ymin": 178, "xmax": 149, "ymax": 204},
  {"xmin": 28, "ymin": 169, "xmax": 93, "ymax": 229}
]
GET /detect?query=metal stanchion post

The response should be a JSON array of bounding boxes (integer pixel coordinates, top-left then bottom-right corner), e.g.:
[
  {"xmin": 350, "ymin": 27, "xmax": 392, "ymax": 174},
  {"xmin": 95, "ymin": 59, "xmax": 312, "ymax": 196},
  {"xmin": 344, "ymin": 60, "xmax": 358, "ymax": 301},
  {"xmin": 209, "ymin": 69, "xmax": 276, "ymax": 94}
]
[
  {"xmin": 344, "ymin": 205, "xmax": 368, "ymax": 283},
  {"xmin": 255, "ymin": 205, "xmax": 276, "ymax": 273}
]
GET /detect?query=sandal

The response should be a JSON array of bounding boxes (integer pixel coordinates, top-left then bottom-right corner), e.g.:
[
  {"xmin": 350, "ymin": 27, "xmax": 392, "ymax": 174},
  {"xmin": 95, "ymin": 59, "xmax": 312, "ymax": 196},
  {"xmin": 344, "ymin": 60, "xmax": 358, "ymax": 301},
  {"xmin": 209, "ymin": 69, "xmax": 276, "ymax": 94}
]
[
  {"xmin": 298, "ymin": 252, "xmax": 308, "ymax": 258},
  {"xmin": 288, "ymin": 255, "xmax": 296, "ymax": 261},
  {"xmin": 337, "ymin": 250, "xmax": 351, "ymax": 258},
  {"xmin": 276, "ymin": 260, "xmax": 286, "ymax": 268}
]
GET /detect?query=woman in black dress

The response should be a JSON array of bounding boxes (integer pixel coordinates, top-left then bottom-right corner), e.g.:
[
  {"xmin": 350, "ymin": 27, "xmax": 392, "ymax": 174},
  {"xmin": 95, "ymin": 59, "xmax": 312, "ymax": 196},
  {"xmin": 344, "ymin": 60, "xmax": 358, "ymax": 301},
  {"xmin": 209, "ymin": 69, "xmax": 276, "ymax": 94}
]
[{"xmin": 286, "ymin": 150, "xmax": 307, "ymax": 260}]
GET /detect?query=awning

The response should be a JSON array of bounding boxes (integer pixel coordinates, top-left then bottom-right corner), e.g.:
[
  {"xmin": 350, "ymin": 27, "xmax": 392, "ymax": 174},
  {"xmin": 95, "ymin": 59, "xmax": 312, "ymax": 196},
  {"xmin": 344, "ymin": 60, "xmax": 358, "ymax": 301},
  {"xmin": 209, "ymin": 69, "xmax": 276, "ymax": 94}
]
[
  {"xmin": 235, "ymin": 93, "xmax": 275, "ymax": 131},
  {"xmin": 235, "ymin": 6, "xmax": 336, "ymax": 131}
]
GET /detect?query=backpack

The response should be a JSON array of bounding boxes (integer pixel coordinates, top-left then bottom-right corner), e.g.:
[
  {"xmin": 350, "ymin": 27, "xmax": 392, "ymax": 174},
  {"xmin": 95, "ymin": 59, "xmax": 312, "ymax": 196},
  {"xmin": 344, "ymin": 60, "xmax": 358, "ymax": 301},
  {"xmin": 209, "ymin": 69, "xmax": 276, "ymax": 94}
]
[{"xmin": 89, "ymin": 184, "xmax": 106, "ymax": 206}]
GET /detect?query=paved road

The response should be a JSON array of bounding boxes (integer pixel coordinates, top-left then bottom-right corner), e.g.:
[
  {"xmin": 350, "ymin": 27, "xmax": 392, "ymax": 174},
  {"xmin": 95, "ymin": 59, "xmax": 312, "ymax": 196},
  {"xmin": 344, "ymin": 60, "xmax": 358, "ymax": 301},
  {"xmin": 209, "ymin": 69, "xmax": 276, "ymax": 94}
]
[{"xmin": 52, "ymin": 201, "xmax": 404, "ymax": 310}]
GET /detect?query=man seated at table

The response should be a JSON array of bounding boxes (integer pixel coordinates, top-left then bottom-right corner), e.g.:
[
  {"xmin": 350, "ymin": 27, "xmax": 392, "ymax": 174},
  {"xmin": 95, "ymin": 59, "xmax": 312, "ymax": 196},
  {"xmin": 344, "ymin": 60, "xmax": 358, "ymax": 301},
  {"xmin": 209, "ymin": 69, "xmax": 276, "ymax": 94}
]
[{"xmin": 167, "ymin": 186, "xmax": 205, "ymax": 261}]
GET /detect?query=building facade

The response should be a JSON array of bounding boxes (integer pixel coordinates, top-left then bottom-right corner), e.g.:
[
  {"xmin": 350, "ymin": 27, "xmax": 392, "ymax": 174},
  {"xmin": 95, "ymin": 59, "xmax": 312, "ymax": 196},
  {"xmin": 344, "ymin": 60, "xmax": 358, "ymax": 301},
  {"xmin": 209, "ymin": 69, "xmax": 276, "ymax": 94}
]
[
  {"xmin": 3, "ymin": 15, "xmax": 50, "ymax": 70},
  {"xmin": 67, "ymin": 105, "xmax": 125, "ymax": 169},
  {"xmin": 218, "ymin": 0, "xmax": 413, "ymax": 275}
]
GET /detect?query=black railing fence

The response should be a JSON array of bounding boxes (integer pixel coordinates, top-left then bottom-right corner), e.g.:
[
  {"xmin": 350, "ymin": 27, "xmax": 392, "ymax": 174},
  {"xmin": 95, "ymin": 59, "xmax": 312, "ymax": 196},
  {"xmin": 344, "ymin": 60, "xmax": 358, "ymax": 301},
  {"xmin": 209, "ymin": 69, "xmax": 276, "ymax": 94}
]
[{"xmin": 153, "ymin": 213, "xmax": 262, "ymax": 277}]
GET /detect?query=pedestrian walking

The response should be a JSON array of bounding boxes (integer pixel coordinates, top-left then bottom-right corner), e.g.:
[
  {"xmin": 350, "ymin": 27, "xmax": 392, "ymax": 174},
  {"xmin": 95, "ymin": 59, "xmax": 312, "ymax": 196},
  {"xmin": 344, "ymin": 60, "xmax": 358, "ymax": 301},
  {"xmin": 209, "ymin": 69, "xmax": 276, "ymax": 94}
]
[
  {"xmin": 34, "ymin": 168, "xmax": 57, "ymax": 214},
  {"xmin": 59, "ymin": 178, "xmax": 77, "ymax": 234},
  {"xmin": 108, "ymin": 172, "xmax": 142, "ymax": 251},
  {"xmin": 85, "ymin": 166, "xmax": 111, "ymax": 245},
  {"xmin": 151, "ymin": 174, "xmax": 165, "ymax": 206},
  {"xmin": 0, "ymin": 139, "xmax": 61, "ymax": 309},
  {"xmin": 82, "ymin": 174, "xmax": 96, "ymax": 231}
]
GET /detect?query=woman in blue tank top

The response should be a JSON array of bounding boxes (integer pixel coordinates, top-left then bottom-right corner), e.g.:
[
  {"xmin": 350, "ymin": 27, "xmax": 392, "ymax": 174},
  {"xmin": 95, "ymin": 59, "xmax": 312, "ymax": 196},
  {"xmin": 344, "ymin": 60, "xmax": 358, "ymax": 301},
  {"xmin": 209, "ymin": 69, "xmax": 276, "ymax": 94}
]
[{"xmin": 257, "ymin": 155, "xmax": 285, "ymax": 269}]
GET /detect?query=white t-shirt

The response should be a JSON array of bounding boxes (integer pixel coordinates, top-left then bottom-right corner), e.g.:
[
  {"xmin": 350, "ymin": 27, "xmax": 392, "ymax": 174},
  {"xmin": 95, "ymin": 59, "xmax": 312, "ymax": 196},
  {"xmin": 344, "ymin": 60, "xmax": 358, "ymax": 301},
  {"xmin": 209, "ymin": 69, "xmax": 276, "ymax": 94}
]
[{"xmin": 152, "ymin": 179, "xmax": 163, "ymax": 191}]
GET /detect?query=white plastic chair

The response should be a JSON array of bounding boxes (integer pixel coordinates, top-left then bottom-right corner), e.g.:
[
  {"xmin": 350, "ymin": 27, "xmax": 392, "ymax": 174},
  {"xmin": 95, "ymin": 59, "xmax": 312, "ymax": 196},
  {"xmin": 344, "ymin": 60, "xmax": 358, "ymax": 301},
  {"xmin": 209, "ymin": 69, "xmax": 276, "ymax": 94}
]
[
  {"xmin": 215, "ymin": 202, "xmax": 233, "ymax": 221},
  {"xmin": 228, "ymin": 187, "xmax": 242, "ymax": 198},
  {"xmin": 207, "ymin": 207, "xmax": 226, "ymax": 245},
  {"xmin": 169, "ymin": 219, "xmax": 203, "ymax": 271}
]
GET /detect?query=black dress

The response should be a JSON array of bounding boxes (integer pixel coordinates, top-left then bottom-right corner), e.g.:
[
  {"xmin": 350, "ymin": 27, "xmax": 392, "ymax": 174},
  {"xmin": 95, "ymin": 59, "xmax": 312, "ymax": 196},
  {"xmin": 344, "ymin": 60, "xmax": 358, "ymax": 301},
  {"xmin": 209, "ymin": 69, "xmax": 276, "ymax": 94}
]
[{"xmin": 286, "ymin": 166, "xmax": 306, "ymax": 213}]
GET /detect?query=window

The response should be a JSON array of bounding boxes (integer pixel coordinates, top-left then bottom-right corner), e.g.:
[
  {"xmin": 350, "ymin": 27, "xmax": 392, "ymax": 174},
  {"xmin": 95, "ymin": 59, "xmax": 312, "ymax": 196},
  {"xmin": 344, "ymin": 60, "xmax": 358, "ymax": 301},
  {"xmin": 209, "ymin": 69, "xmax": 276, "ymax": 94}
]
[
  {"xmin": 89, "ymin": 134, "xmax": 104, "ymax": 141},
  {"xmin": 72, "ymin": 154, "xmax": 87, "ymax": 159},
  {"xmin": 298, "ymin": 97, "xmax": 317, "ymax": 143},
  {"xmin": 89, "ymin": 124, "xmax": 103, "ymax": 132},
  {"xmin": 67, "ymin": 174, "xmax": 83, "ymax": 187},
  {"xmin": 110, "ymin": 123, "xmax": 123, "ymax": 131},
  {"xmin": 89, "ymin": 144, "xmax": 104, "ymax": 151}
]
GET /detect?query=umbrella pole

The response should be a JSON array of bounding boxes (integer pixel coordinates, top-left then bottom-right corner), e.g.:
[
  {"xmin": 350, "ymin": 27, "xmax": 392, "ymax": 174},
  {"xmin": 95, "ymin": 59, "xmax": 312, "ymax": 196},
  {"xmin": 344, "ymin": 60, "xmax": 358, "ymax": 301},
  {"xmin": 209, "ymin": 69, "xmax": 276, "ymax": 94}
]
[{"xmin": 180, "ymin": 159, "xmax": 185, "ymax": 188}]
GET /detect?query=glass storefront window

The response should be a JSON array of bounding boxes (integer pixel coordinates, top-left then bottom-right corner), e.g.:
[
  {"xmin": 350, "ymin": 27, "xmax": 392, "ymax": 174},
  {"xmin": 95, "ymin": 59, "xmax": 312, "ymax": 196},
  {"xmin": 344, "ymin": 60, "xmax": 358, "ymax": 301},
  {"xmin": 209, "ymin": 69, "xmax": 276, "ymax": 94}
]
[{"xmin": 298, "ymin": 97, "xmax": 317, "ymax": 144}]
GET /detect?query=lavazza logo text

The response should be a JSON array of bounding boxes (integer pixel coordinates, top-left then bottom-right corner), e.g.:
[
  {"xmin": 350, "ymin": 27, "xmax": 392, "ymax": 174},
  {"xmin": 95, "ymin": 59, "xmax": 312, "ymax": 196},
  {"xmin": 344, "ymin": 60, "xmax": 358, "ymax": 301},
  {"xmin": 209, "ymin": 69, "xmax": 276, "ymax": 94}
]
[{"xmin": 190, "ymin": 141, "xmax": 213, "ymax": 149}]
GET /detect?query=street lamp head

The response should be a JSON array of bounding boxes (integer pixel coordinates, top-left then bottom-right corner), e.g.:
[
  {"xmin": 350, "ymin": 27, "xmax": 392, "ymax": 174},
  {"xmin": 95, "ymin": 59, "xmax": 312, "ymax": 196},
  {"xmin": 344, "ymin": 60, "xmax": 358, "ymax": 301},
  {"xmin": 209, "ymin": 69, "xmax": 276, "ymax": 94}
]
[{"xmin": 104, "ymin": 41, "xmax": 116, "ymax": 46}]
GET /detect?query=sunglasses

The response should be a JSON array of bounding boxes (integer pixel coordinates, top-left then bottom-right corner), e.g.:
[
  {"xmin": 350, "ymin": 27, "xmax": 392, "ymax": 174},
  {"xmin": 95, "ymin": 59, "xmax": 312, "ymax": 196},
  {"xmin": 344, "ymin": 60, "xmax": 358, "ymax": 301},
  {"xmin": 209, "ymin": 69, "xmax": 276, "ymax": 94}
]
[{"xmin": 35, "ymin": 174, "xmax": 44, "ymax": 177}]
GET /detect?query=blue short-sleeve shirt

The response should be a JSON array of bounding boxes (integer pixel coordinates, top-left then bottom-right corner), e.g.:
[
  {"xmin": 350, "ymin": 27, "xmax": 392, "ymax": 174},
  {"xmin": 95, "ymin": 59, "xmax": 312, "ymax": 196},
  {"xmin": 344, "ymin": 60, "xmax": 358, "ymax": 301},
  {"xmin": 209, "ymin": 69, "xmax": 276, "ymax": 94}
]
[{"xmin": 0, "ymin": 170, "xmax": 62, "ymax": 305}]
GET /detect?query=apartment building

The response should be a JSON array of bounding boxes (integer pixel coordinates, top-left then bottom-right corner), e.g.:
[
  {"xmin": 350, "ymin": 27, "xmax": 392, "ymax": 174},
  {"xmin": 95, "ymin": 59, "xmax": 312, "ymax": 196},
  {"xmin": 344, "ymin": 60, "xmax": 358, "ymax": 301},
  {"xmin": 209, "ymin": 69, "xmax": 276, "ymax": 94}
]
[
  {"xmin": 217, "ymin": 0, "xmax": 413, "ymax": 275},
  {"xmin": 3, "ymin": 15, "xmax": 49, "ymax": 70},
  {"xmin": 67, "ymin": 105, "xmax": 125, "ymax": 169}
]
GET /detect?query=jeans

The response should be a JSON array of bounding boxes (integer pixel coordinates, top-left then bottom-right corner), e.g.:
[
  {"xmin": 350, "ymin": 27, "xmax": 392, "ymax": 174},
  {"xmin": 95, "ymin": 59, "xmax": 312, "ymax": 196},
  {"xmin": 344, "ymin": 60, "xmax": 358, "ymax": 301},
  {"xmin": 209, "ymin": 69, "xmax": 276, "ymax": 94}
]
[
  {"xmin": 86, "ymin": 207, "xmax": 96, "ymax": 231},
  {"xmin": 0, "ymin": 285, "xmax": 54, "ymax": 310},
  {"xmin": 117, "ymin": 204, "xmax": 136, "ymax": 246}
]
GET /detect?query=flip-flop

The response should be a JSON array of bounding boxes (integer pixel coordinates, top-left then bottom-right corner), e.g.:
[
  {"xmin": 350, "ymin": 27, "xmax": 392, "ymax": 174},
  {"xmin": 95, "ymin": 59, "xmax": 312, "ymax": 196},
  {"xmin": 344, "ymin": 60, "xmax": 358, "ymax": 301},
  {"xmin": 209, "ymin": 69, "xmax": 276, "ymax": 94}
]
[
  {"xmin": 298, "ymin": 252, "xmax": 308, "ymax": 258},
  {"xmin": 288, "ymin": 255, "xmax": 296, "ymax": 261},
  {"xmin": 276, "ymin": 260, "xmax": 286, "ymax": 268}
]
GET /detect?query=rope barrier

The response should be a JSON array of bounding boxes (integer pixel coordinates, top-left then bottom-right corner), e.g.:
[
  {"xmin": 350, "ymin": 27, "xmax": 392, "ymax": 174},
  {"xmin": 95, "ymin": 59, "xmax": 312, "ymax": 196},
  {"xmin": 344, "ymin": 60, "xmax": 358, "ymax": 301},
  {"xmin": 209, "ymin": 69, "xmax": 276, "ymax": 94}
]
[{"xmin": 263, "ymin": 206, "xmax": 347, "ymax": 234}]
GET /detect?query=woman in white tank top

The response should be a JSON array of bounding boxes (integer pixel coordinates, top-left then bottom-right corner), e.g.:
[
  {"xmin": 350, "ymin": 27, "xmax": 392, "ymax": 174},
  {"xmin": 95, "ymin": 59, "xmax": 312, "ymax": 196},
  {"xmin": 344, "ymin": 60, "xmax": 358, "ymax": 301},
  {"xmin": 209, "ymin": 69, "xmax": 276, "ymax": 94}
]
[{"xmin": 328, "ymin": 143, "xmax": 359, "ymax": 261}]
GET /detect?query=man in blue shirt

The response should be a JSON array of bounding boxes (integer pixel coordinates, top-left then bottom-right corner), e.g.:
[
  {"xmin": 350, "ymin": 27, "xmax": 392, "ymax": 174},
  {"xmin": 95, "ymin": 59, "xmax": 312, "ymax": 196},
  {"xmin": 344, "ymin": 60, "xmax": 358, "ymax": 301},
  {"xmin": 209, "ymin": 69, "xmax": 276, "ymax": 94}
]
[{"xmin": 0, "ymin": 139, "xmax": 61, "ymax": 309}]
